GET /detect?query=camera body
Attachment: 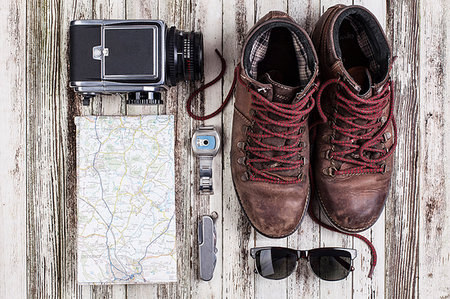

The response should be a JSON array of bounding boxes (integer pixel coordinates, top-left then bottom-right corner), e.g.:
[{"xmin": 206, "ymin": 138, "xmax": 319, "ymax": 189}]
[{"xmin": 69, "ymin": 20, "xmax": 203, "ymax": 105}]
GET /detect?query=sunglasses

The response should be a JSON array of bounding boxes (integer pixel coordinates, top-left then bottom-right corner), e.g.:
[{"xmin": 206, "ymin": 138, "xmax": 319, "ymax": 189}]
[{"xmin": 250, "ymin": 247, "xmax": 357, "ymax": 281}]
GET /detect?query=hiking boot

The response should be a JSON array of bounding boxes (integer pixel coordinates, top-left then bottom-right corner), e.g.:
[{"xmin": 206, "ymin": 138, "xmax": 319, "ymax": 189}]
[
  {"xmin": 311, "ymin": 5, "xmax": 397, "ymax": 233},
  {"xmin": 230, "ymin": 11, "xmax": 319, "ymax": 238}
]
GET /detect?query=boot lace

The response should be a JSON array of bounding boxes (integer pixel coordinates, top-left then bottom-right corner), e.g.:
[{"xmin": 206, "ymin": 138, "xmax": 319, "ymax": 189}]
[
  {"xmin": 315, "ymin": 78, "xmax": 397, "ymax": 175},
  {"xmin": 237, "ymin": 70, "xmax": 318, "ymax": 183}
]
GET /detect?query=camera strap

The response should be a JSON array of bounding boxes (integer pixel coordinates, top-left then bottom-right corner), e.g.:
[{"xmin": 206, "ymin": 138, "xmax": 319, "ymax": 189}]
[{"xmin": 186, "ymin": 50, "xmax": 238, "ymax": 121}]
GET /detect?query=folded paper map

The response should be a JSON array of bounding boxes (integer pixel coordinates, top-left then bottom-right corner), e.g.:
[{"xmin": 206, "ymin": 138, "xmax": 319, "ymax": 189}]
[{"xmin": 76, "ymin": 115, "xmax": 176, "ymax": 284}]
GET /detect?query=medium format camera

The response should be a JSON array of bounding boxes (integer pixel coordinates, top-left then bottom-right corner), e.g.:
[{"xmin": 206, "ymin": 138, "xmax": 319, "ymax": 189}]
[{"xmin": 69, "ymin": 20, "xmax": 204, "ymax": 105}]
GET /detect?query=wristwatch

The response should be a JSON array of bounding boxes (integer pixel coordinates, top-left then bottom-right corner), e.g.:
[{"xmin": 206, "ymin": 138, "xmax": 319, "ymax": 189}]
[{"xmin": 192, "ymin": 126, "xmax": 220, "ymax": 193}]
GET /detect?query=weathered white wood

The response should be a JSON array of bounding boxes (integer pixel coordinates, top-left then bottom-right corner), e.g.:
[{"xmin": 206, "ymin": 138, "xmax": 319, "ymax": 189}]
[
  {"xmin": 288, "ymin": 0, "xmax": 321, "ymax": 34},
  {"xmin": 418, "ymin": 0, "xmax": 450, "ymax": 298},
  {"xmin": 61, "ymin": 1, "xmax": 91, "ymax": 297},
  {"xmin": 385, "ymin": 0, "xmax": 420, "ymax": 297},
  {"xmin": 188, "ymin": 0, "xmax": 224, "ymax": 298},
  {"xmin": 26, "ymin": 0, "xmax": 90, "ymax": 297},
  {"xmin": 0, "ymin": 0, "xmax": 26, "ymax": 298},
  {"xmin": 222, "ymin": 0, "xmax": 256, "ymax": 298}
]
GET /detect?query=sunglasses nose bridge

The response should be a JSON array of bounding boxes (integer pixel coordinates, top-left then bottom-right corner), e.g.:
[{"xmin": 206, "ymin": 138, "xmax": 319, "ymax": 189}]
[{"xmin": 297, "ymin": 250, "xmax": 307, "ymax": 260}]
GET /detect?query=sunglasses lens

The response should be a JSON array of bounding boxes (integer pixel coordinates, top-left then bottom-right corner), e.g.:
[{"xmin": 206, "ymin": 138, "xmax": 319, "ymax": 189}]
[
  {"xmin": 255, "ymin": 248, "xmax": 298, "ymax": 280},
  {"xmin": 309, "ymin": 249, "xmax": 352, "ymax": 281}
]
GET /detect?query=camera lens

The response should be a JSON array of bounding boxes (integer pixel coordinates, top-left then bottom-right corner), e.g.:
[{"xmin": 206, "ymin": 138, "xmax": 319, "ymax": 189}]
[{"xmin": 166, "ymin": 26, "xmax": 204, "ymax": 86}]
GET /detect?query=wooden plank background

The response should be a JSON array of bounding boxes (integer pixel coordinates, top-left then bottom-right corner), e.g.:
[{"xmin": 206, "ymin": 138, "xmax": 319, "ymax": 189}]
[{"xmin": 0, "ymin": 0, "xmax": 449, "ymax": 298}]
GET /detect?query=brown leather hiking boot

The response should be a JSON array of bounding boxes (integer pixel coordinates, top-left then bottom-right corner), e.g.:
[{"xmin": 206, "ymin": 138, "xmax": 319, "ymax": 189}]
[
  {"xmin": 311, "ymin": 5, "xmax": 397, "ymax": 233},
  {"xmin": 230, "ymin": 11, "xmax": 319, "ymax": 238}
]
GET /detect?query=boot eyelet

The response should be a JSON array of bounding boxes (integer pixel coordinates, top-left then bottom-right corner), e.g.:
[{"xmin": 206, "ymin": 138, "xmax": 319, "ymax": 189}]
[
  {"xmin": 241, "ymin": 171, "xmax": 250, "ymax": 181},
  {"xmin": 325, "ymin": 149, "xmax": 333, "ymax": 160},
  {"xmin": 300, "ymin": 156, "xmax": 305, "ymax": 165},
  {"xmin": 383, "ymin": 132, "xmax": 392, "ymax": 142},
  {"xmin": 323, "ymin": 167, "xmax": 337, "ymax": 177},
  {"xmin": 237, "ymin": 156, "xmax": 246, "ymax": 165},
  {"xmin": 237, "ymin": 141, "xmax": 246, "ymax": 149}
]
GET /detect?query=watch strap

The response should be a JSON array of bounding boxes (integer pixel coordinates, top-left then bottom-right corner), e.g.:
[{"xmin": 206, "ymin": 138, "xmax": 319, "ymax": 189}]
[{"xmin": 199, "ymin": 156, "xmax": 214, "ymax": 193}]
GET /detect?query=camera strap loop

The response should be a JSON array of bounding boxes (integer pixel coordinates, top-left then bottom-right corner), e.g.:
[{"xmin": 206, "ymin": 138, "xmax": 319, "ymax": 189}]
[{"xmin": 186, "ymin": 49, "xmax": 238, "ymax": 121}]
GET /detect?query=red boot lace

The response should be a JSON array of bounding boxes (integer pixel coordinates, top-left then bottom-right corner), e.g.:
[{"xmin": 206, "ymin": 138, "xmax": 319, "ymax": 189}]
[
  {"xmin": 314, "ymin": 78, "xmax": 397, "ymax": 175},
  {"xmin": 237, "ymin": 71, "xmax": 318, "ymax": 184}
]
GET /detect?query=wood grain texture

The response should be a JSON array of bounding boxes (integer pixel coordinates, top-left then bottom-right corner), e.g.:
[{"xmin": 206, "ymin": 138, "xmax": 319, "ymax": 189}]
[
  {"xmin": 190, "ymin": 0, "xmax": 224, "ymax": 298},
  {"xmin": 386, "ymin": 0, "xmax": 420, "ymax": 298},
  {"xmin": 418, "ymin": 0, "xmax": 450, "ymax": 298},
  {"xmin": 6, "ymin": 0, "xmax": 448, "ymax": 298},
  {"xmin": 26, "ymin": 0, "xmax": 83, "ymax": 297},
  {"xmin": 0, "ymin": 0, "xmax": 26, "ymax": 298}
]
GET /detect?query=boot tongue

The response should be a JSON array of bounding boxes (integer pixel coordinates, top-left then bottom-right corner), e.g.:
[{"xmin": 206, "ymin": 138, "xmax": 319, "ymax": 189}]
[
  {"xmin": 346, "ymin": 66, "xmax": 372, "ymax": 98},
  {"xmin": 259, "ymin": 71, "xmax": 301, "ymax": 103}
]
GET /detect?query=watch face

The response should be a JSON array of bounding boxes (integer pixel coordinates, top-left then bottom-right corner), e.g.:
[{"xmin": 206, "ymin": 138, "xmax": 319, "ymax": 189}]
[
  {"xmin": 196, "ymin": 135, "xmax": 216, "ymax": 150},
  {"xmin": 192, "ymin": 127, "xmax": 220, "ymax": 156}
]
